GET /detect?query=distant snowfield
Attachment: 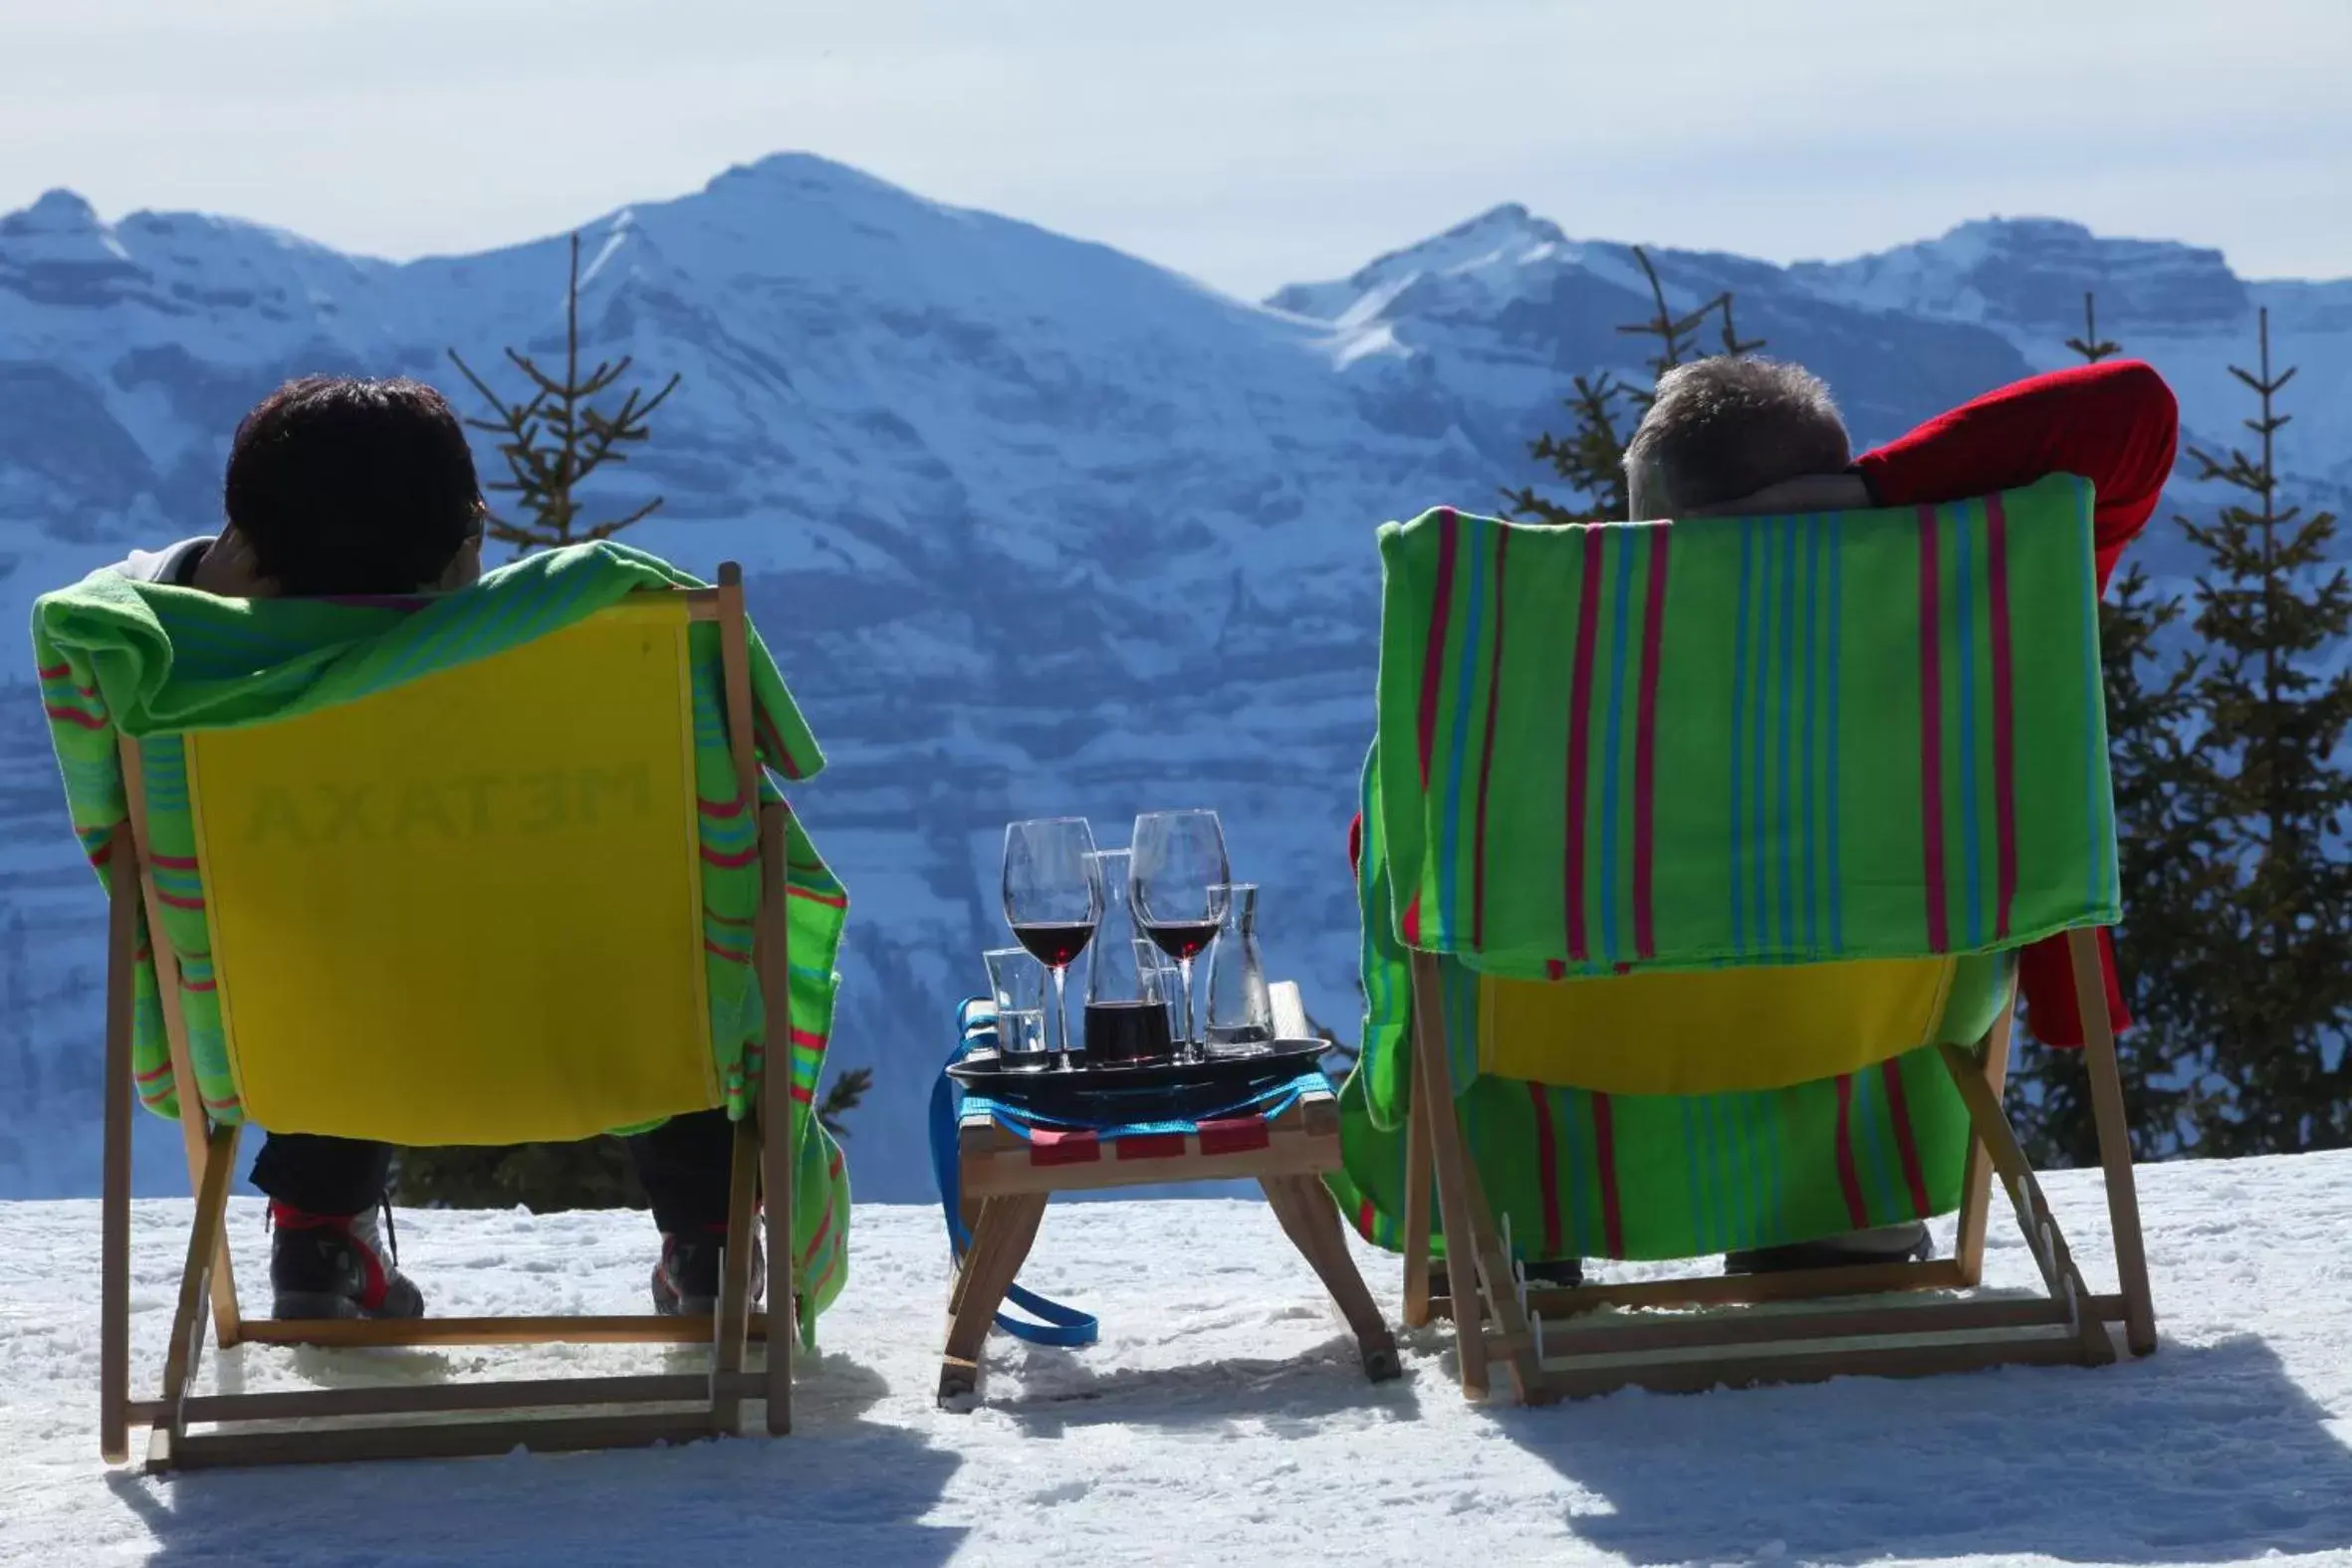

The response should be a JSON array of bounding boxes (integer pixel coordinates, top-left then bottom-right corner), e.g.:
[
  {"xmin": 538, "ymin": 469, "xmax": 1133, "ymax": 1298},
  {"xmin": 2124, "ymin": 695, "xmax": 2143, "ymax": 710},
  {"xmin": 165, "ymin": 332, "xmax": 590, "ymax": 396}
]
[{"xmin": 5, "ymin": 1153, "xmax": 2352, "ymax": 1568}]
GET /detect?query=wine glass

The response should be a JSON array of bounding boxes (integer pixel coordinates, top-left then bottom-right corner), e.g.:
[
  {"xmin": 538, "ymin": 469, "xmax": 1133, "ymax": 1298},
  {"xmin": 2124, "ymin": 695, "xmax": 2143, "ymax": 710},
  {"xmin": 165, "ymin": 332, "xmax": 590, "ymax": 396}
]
[
  {"xmin": 1002, "ymin": 818, "xmax": 1103, "ymax": 1069},
  {"xmin": 1129, "ymin": 809, "xmax": 1230, "ymax": 1058}
]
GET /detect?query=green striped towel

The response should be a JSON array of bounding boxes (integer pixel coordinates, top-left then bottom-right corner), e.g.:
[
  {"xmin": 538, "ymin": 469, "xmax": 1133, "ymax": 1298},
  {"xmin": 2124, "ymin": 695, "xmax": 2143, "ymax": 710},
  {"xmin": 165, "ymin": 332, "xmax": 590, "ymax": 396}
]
[
  {"xmin": 32, "ymin": 543, "xmax": 853, "ymax": 1328},
  {"xmin": 1329, "ymin": 477, "xmax": 2116, "ymax": 1260},
  {"xmin": 1376, "ymin": 473, "xmax": 2119, "ymax": 979}
]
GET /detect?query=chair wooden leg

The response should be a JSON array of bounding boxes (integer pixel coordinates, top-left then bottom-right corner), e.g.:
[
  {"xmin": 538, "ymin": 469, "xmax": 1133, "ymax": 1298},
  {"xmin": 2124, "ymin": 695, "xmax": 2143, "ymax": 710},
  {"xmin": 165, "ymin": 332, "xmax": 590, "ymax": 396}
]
[
  {"xmin": 2070, "ymin": 928, "xmax": 2157, "ymax": 1356},
  {"xmin": 759, "ymin": 1103, "xmax": 796, "ymax": 1437},
  {"xmin": 1408, "ymin": 953, "xmax": 1492, "ymax": 1399},
  {"xmin": 754, "ymin": 797, "xmax": 799, "ymax": 1434},
  {"xmin": 1261, "ymin": 1176, "xmax": 1400, "ymax": 1381},
  {"xmin": 1401, "ymin": 1074, "xmax": 1435, "ymax": 1328},
  {"xmin": 1458, "ymin": 1143, "xmax": 1540, "ymax": 1401},
  {"xmin": 100, "ymin": 825, "xmax": 138, "ymax": 1464},
  {"xmin": 125, "ymin": 740, "xmax": 242, "ymax": 1350},
  {"xmin": 1937, "ymin": 1042, "xmax": 2115, "ymax": 1367},
  {"xmin": 161, "ymin": 978, "xmax": 243, "ymax": 1349},
  {"xmin": 938, "ymin": 1194, "xmax": 1049, "ymax": 1405},
  {"xmin": 711, "ymin": 1122, "xmax": 760, "ymax": 1435},
  {"xmin": 151, "ymin": 1123, "xmax": 238, "ymax": 1468},
  {"xmin": 1952, "ymin": 999, "xmax": 2016, "ymax": 1287}
]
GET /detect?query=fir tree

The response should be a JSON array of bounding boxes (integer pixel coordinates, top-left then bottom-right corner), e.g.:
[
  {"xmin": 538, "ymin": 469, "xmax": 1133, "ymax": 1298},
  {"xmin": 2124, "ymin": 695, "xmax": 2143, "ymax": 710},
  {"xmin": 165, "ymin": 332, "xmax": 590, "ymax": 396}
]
[
  {"xmin": 396, "ymin": 1068, "xmax": 871, "ymax": 1217},
  {"xmin": 392, "ymin": 1139, "xmax": 646, "ymax": 1214},
  {"xmin": 2008, "ymin": 295, "xmax": 2204, "ymax": 1165},
  {"xmin": 448, "ymin": 232, "xmax": 679, "ymax": 556},
  {"xmin": 1505, "ymin": 246, "xmax": 1762, "ymax": 524},
  {"xmin": 406, "ymin": 241, "xmax": 847, "ymax": 1212},
  {"xmin": 2176, "ymin": 308, "xmax": 2352, "ymax": 1155},
  {"xmin": 817, "ymin": 1067, "xmax": 873, "ymax": 1139},
  {"xmin": 2063, "ymin": 291, "xmax": 2122, "ymax": 364},
  {"xmin": 1504, "ymin": 372, "xmax": 1638, "ymax": 523}
]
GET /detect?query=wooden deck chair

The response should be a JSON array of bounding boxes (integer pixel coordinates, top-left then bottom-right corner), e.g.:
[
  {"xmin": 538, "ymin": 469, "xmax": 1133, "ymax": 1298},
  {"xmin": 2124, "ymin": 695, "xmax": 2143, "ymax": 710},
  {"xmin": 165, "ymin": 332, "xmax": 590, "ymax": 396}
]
[
  {"xmin": 37, "ymin": 551, "xmax": 852, "ymax": 1469},
  {"xmin": 1346, "ymin": 475, "xmax": 2156, "ymax": 1405}
]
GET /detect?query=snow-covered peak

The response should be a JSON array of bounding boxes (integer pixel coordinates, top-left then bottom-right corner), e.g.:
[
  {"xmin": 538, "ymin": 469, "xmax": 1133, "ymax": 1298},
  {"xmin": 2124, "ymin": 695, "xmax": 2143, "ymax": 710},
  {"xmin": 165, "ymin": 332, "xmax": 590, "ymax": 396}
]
[
  {"xmin": 0, "ymin": 188, "xmax": 127, "ymax": 268},
  {"xmin": 1270, "ymin": 202, "xmax": 1573, "ymax": 324},
  {"xmin": 1789, "ymin": 216, "xmax": 2248, "ymax": 334},
  {"xmin": 0, "ymin": 186, "xmax": 386, "ymax": 360},
  {"xmin": 699, "ymin": 148, "xmax": 922, "ymax": 205},
  {"xmin": 5, "ymin": 187, "xmax": 104, "ymax": 233}
]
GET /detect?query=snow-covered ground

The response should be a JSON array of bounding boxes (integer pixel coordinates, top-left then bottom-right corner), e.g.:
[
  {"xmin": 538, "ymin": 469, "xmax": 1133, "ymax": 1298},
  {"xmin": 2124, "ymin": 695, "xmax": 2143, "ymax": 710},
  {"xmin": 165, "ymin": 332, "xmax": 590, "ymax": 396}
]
[{"xmin": 5, "ymin": 1153, "xmax": 2352, "ymax": 1568}]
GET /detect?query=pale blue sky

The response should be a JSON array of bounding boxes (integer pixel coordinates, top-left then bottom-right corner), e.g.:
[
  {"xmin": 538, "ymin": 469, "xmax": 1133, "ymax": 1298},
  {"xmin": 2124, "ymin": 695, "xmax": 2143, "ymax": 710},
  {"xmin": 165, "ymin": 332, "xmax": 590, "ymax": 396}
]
[{"xmin": 3, "ymin": 0, "xmax": 2346, "ymax": 294}]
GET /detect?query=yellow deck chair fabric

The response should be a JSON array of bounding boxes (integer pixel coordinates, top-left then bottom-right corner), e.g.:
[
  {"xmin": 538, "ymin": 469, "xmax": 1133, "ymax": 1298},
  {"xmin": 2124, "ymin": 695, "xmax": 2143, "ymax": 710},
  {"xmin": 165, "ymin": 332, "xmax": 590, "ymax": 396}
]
[
  {"xmin": 187, "ymin": 601, "xmax": 716, "ymax": 1146},
  {"xmin": 39, "ymin": 542, "xmax": 851, "ymax": 1167},
  {"xmin": 1477, "ymin": 955, "xmax": 1958, "ymax": 1098}
]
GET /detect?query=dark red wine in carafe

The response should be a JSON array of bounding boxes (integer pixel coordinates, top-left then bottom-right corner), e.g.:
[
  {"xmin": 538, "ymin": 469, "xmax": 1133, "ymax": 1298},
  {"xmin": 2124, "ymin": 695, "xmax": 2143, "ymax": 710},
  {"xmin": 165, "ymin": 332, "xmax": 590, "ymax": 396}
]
[
  {"xmin": 1143, "ymin": 920, "xmax": 1219, "ymax": 962},
  {"xmin": 1012, "ymin": 921, "xmax": 1095, "ymax": 969},
  {"xmin": 1084, "ymin": 1000, "xmax": 1173, "ymax": 1063}
]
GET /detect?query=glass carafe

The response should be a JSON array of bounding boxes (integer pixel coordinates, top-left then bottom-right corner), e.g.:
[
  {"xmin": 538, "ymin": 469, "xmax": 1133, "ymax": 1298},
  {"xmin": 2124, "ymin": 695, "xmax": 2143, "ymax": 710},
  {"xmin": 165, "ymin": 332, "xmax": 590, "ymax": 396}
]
[
  {"xmin": 1081, "ymin": 849, "xmax": 1175, "ymax": 1064},
  {"xmin": 1203, "ymin": 882, "xmax": 1273, "ymax": 1051}
]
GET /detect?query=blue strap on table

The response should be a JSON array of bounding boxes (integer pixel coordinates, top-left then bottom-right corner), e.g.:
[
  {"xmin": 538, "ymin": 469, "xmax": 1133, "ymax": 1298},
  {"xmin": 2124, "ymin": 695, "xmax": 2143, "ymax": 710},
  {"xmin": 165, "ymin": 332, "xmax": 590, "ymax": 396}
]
[{"xmin": 931, "ymin": 998, "xmax": 1098, "ymax": 1348}]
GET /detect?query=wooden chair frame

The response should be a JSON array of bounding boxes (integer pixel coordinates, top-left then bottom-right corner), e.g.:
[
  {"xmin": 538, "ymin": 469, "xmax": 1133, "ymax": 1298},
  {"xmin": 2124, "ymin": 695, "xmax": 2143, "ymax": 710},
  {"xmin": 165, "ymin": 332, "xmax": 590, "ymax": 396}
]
[
  {"xmin": 98, "ymin": 565, "xmax": 805, "ymax": 1470},
  {"xmin": 938, "ymin": 984, "xmax": 1400, "ymax": 1406},
  {"xmin": 1399, "ymin": 931, "xmax": 2157, "ymax": 1404}
]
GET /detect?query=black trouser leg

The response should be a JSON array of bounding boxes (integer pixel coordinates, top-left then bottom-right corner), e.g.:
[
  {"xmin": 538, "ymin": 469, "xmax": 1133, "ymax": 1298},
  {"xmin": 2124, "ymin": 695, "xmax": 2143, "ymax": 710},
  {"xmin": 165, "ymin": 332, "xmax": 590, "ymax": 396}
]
[
  {"xmin": 626, "ymin": 1108, "xmax": 739, "ymax": 1233},
  {"xmin": 248, "ymin": 1133, "xmax": 395, "ymax": 1218}
]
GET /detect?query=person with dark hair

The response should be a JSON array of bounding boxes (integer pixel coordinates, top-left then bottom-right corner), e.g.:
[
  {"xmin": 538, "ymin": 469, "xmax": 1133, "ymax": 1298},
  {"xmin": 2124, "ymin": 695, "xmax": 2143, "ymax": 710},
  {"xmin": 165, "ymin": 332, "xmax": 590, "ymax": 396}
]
[
  {"xmin": 1351, "ymin": 355, "xmax": 2178, "ymax": 1283},
  {"xmin": 116, "ymin": 374, "xmax": 756, "ymax": 1322}
]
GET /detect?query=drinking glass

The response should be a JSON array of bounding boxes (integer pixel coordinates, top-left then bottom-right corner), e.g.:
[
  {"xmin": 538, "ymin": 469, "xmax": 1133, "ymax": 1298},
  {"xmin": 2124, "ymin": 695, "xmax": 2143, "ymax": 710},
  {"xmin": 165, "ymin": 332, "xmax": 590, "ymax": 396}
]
[
  {"xmin": 1135, "ymin": 939, "xmax": 1183, "ymax": 1051},
  {"xmin": 984, "ymin": 947, "xmax": 1051, "ymax": 1071},
  {"xmin": 1203, "ymin": 883, "xmax": 1274, "ymax": 1051},
  {"xmin": 1002, "ymin": 817, "xmax": 1103, "ymax": 1069},
  {"xmin": 1129, "ymin": 809, "xmax": 1230, "ymax": 1058},
  {"xmin": 1081, "ymin": 850, "xmax": 1174, "ymax": 1064}
]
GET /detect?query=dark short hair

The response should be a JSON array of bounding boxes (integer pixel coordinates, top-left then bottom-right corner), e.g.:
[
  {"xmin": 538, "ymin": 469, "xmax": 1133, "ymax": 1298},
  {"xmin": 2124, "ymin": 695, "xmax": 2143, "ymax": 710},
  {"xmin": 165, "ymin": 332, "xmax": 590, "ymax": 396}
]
[
  {"xmin": 223, "ymin": 376, "xmax": 483, "ymax": 595},
  {"xmin": 1623, "ymin": 356, "xmax": 1851, "ymax": 519}
]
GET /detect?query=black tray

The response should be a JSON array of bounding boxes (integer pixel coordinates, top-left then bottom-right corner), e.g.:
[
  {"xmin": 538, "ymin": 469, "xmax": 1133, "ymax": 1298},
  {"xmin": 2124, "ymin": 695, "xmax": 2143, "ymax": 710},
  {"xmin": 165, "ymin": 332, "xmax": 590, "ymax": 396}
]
[{"xmin": 948, "ymin": 1038, "xmax": 1326, "ymax": 1124}]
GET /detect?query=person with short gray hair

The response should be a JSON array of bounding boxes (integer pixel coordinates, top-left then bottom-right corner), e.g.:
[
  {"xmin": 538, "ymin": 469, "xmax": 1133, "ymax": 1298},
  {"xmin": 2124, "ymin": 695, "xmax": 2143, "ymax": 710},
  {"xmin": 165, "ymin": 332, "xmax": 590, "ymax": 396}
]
[
  {"xmin": 1347, "ymin": 353, "xmax": 2180, "ymax": 1285},
  {"xmin": 1624, "ymin": 351, "xmax": 2179, "ymax": 1272},
  {"xmin": 1624, "ymin": 357, "xmax": 1852, "ymax": 522}
]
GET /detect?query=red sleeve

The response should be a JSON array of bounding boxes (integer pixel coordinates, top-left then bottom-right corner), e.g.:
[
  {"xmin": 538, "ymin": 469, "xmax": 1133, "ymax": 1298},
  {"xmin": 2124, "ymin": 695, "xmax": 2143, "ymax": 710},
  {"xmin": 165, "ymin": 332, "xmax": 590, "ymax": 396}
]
[
  {"xmin": 1853, "ymin": 359, "xmax": 2178, "ymax": 593},
  {"xmin": 2015, "ymin": 926, "xmax": 2132, "ymax": 1048}
]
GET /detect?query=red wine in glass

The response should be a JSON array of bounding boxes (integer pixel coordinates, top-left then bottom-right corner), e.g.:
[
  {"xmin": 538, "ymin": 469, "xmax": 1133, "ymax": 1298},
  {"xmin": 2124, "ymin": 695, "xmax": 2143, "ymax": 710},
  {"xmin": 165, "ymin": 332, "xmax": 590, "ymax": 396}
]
[
  {"xmin": 1013, "ymin": 921, "xmax": 1096, "ymax": 970},
  {"xmin": 1082, "ymin": 999, "xmax": 1173, "ymax": 1063},
  {"xmin": 1002, "ymin": 817, "xmax": 1104, "ymax": 1069},
  {"xmin": 1143, "ymin": 919, "xmax": 1219, "ymax": 963},
  {"xmin": 1129, "ymin": 809, "xmax": 1232, "ymax": 1059}
]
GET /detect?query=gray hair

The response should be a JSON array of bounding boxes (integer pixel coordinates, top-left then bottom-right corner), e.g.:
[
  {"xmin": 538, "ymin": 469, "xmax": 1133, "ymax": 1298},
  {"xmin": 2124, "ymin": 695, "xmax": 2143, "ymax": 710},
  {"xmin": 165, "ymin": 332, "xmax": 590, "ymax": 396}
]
[{"xmin": 1623, "ymin": 356, "xmax": 1851, "ymax": 520}]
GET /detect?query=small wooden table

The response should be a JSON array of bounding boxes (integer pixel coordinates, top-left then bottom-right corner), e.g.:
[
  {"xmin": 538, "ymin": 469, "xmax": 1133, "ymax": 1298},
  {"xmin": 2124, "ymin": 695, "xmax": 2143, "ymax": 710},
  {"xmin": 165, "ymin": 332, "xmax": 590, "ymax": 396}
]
[{"xmin": 939, "ymin": 1072, "xmax": 1401, "ymax": 1404}]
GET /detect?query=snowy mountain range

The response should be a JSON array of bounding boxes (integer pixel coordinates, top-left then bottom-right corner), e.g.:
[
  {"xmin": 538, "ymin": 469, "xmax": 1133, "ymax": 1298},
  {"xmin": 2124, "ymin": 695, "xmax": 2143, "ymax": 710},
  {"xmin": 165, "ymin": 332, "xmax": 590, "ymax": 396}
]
[{"xmin": 3, "ymin": 152, "xmax": 2345, "ymax": 1202}]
